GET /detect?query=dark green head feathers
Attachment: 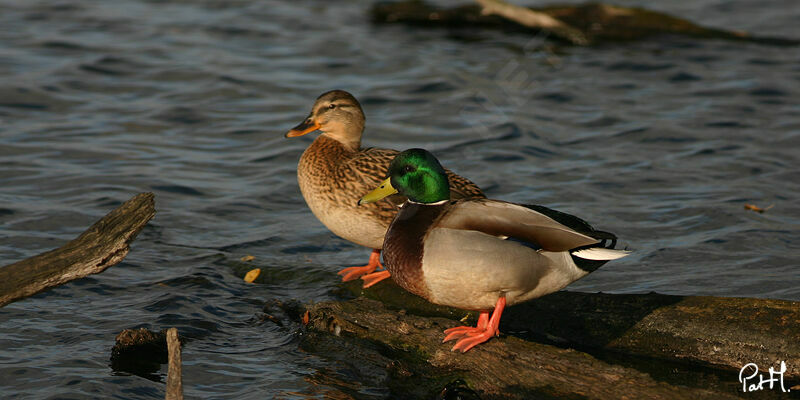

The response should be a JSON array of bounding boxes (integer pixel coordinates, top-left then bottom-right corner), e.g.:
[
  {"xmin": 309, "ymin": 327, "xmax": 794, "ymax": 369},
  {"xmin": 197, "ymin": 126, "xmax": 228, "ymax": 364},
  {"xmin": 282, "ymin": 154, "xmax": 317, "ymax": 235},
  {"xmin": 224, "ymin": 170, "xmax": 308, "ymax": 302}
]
[{"xmin": 388, "ymin": 149, "xmax": 451, "ymax": 204}]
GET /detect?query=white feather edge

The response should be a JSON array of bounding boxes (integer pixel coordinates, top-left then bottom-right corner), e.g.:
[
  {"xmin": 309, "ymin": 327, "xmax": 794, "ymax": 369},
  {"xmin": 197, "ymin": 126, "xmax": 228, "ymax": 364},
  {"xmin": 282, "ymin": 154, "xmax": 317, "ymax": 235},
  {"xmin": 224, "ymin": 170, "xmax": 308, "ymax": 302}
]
[{"xmin": 570, "ymin": 248, "xmax": 631, "ymax": 260}]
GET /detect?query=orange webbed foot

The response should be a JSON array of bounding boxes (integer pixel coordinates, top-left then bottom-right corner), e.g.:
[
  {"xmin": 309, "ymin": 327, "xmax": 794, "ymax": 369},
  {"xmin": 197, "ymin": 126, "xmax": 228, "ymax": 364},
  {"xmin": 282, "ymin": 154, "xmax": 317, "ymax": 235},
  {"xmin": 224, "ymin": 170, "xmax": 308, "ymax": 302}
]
[
  {"xmin": 443, "ymin": 297, "xmax": 506, "ymax": 353},
  {"xmin": 443, "ymin": 313, "xmax": 489, "ymax": 342},
  {"xmin": 451, "ymin": 330, "xmax": 497, "ymax": 352},
  {"xmin": 337, "ymin": 265, "xmax": 378, "ymax": 282},
  {"xmin": 337, "ymin": 249, "xmax": 383, "ymax": 282},
  {"xmin": 361, "ymin": 270, "xmax": 391, "ymax": 288}
]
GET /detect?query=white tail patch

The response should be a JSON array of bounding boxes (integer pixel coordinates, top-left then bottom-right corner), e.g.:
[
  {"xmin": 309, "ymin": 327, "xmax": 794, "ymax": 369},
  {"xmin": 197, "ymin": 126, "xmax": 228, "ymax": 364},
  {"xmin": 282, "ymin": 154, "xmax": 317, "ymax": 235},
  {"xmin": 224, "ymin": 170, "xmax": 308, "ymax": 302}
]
[{"xmin": 571, "ymin": 248, "xmax": 631, "ymax": 260}]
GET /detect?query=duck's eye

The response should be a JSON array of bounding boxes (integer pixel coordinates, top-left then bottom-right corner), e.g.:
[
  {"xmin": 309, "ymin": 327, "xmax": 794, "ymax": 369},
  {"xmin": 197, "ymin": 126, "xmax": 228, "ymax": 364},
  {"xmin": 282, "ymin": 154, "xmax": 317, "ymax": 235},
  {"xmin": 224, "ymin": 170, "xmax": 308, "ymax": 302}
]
[
  {"xmin": 328, "ymin": 104, "xmax": 337, "ymax": 109},
  {"xmin": 402, "ymin": 165, "xmax": 415, "ymax": 173}
]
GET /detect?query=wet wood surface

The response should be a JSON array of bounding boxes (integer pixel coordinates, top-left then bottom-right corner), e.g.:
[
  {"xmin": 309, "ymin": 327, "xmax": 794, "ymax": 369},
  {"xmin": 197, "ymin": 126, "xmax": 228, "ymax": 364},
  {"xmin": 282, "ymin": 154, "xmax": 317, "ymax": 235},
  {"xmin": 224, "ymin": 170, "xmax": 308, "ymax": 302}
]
[
  {"xmin": 281, "ymin": 280, "xmax": 800, "ymax": 397},
  {"xmin": 0, "ymin": 192, "xmax": 155, "ymax": 307},
  {"xmin": 337, "ymin": 280, "xmax": 800, "ymax": 379},
  {"xmin": 303, "ymin": 296, "xmax": 745, "ymax": 399},
  {"xmin": 371, "ymin": 0, "xmax": 799, "ymax": 46}
]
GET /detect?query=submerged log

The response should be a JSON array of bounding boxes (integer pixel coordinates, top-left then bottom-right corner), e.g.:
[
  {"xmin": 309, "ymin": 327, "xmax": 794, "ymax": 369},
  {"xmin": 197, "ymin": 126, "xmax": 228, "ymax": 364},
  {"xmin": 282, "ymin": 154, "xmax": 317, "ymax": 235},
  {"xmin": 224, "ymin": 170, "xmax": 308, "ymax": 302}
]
[
  {"xmin": 371, "ymin": 0, "xmax": 800, "ymax": 46},
  {"xmin": 111, "ymin": 327, "xmax": 169, "ymax": 378},
  {"xmin": 0, "ymin": 192, "xmax": 155, "ymax": 307},
  {"xmin": 338, "ymin": 281, "xmax": 800, "ymax": 379},
  {"xmin": 303, "ymin": 297, "xmax": 742, "ymax": 399},
  {"xmin": 110, "ymin": 326, "xmax": 187, "ymax": 385}
]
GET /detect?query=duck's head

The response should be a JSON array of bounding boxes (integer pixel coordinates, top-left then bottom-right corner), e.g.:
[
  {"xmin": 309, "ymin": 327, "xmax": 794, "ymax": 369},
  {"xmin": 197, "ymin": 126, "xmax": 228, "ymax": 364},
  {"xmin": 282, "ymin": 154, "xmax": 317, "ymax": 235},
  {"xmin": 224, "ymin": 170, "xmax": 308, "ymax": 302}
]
[
  {"xmin": 360, "ymin": 148, "xmax": 450, "ymax": 205},
  {"xmin": 285, "ymin": 90, "xmax": 365, "ymax": 149}
]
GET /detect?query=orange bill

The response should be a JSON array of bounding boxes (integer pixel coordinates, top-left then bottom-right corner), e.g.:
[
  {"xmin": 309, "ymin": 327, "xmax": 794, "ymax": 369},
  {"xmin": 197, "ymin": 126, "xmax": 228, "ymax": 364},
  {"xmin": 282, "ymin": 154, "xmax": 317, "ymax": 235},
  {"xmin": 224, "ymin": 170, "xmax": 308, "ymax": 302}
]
[{"xmin": 285, "ymin": 117, "xmax": 321, "ymax": 137}]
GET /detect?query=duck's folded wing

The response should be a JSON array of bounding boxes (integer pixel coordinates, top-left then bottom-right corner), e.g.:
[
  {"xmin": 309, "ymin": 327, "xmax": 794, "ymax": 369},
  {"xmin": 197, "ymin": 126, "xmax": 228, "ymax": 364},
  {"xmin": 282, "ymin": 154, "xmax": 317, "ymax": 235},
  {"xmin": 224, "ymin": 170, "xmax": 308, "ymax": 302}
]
[
  {"xmin": 344, "ymin": 147, "xmax": 397, "ymax": 186},
  {"xmin": 438, "ymin": 199, "xmax": 599, "ymax": 252},
  {"xmin": 445, "ymin": 169, "xmax": 485, "ymax": 199},
  {"xmin": 342, "ymin": 147, "xmax": 406, "ymax": 208}
]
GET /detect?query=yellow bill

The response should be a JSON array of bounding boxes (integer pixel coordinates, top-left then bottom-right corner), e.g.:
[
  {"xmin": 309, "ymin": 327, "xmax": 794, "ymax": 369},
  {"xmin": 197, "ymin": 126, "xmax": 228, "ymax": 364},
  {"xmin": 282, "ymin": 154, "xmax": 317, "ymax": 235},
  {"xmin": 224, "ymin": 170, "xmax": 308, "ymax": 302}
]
[{"xmin": 358, "ymin": 177, "xmax": 397, "ymax": 205}]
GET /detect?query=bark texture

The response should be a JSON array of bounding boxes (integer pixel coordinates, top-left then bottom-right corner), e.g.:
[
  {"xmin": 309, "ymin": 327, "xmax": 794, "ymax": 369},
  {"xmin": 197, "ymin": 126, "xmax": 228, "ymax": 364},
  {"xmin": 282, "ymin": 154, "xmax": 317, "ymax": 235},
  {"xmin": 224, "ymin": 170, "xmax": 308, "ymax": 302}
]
[
  {"xmin": 339, "ymin": 281, "xmax": 800, "ymax": 378},
  {"xmin": 304, "ymin": 297, "xmax": 744, "ymax": 399},
  {"xmin": 166, "ymin": 328, "xmax": 183, "ymax": 400},
  {"xmin": 0, "ymin": 192, "xmax": 155, "ymax": 307},
  {"xmin": 371, "ymin": 0, "xmax": 799, "ymax": 46}
]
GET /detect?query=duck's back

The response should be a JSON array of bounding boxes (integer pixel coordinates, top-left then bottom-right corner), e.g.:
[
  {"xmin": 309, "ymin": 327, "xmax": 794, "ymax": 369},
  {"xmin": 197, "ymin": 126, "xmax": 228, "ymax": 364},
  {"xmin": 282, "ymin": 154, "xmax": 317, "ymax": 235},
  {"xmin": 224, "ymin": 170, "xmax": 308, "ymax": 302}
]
[{"xmin": 383, "ymin": 199, "xmax": 612, "ymax": 311}]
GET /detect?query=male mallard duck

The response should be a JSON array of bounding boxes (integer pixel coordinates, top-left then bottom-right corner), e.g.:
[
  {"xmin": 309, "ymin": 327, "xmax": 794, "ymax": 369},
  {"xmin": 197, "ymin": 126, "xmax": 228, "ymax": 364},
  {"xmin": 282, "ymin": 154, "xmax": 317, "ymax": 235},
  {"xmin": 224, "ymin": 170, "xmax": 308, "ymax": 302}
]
[
  {"xmin": 286, "ymin": 90, "xmax": 484, "ymax": 287},
  {"xmin": 360, "ymin": 149, "xmax": 630, "ymax": 352}
]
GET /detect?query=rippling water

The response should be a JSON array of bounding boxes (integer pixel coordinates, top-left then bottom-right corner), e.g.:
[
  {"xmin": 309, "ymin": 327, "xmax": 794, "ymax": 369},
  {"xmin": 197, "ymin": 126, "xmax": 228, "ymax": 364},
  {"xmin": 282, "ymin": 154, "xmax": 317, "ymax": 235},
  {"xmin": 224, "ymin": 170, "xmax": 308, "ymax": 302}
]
[{"xmin": 1, "ymin": 0, "xmax": 799, "ymax": 398}]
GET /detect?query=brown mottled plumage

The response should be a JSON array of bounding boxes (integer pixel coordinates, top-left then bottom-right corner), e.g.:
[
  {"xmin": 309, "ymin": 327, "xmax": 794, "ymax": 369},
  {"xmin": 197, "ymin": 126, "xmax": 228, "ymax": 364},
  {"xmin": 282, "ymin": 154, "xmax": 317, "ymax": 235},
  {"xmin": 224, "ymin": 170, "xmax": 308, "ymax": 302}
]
[{"xmin": 285, "ymin": 90, "xmax": 484, "ymax": 286}]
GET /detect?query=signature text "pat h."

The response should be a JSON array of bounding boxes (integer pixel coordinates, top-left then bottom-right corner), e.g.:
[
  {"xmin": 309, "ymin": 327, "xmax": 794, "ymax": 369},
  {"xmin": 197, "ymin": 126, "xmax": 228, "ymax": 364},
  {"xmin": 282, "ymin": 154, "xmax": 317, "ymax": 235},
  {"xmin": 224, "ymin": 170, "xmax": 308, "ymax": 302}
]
[{"xmin": 739, "ymin": 361, "xmax": 790, "ymax": 393}]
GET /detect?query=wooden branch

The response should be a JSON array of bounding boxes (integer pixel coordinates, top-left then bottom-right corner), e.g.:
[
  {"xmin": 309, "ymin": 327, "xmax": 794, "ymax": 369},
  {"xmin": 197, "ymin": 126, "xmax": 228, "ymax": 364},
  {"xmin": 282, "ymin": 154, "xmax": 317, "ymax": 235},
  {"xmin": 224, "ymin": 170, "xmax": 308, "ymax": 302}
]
[
  {"xmin": 0, "ymin": 192, "xmax": 155, "ymax": 307},
  {"xmin": 304, "ymin": 297, "xmax": 740, "ymax": 399},
  {"xmin": 166, "ymin": 328, "xmax": 183, "ymax": 400},
  {"xmin": 476, "ymin": 0, "xmax": 589, "ymax": 45},
  {"xmin": 371, "ymin": 1, "xmax": 800, "ymax": 46},
  {"xmin": 339, "ymin": 281, "xmax": 800, "ymax": 379}
]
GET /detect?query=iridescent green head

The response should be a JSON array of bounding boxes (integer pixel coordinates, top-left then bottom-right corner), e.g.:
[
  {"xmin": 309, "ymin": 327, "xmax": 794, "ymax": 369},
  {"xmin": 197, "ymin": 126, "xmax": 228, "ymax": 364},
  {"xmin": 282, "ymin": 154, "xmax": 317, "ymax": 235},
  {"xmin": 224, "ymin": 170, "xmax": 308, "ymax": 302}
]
[{"xmin": 359, "ymin": 148, "xmax": 450, "ymax": 205}]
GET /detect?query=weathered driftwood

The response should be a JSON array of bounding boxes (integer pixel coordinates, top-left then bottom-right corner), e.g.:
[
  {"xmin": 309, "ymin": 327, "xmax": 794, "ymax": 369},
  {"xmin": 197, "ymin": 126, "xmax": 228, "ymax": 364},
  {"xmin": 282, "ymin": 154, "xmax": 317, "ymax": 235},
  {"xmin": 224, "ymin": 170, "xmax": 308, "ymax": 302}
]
[
  {"xmin": 371, "ymin": 0, "xmax": 800, "ymax": 46},
  {"xmin": 0, "ymin": 192, "xmax": 155, "ymax": 307},
  {"xmin": 303, "ymin": 297, "xmax": 742, "ymax": 399},
  {"xmin": 339, "ymin": 281, "xmax": 800, "ymax": 379},
  {"xmin": 166, "ymin": 328, "xmax": 183, "ymax": 400},
  {"xmin": 476, "ymin": 0, "xmax": 588, "ymax": 45}
]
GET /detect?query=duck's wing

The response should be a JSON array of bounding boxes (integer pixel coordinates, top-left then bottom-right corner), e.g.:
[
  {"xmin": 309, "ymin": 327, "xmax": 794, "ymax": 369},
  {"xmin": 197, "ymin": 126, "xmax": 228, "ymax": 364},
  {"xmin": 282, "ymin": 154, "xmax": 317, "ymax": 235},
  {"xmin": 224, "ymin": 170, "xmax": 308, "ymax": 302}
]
[
  {"xmin": 437, "ymin": 199, "xmax": 599, "ymax": 252},
  {"xmin": 517, "ymin": 204, "xmax": 629, "ymax": 269},
  {"xmin": 343, "ymin": 147, "xmax": 397, "ymax": 187},
  {"xmin": 520, "ymin": 204, "xmax": 615, "ymax": 243},
  {"xmin": 445, "ymin": 170, "xmax": 485, "ymax": 199},
  {"xmin": 341, "ymin": 147, "xmax": 407, "ymax": 211}
]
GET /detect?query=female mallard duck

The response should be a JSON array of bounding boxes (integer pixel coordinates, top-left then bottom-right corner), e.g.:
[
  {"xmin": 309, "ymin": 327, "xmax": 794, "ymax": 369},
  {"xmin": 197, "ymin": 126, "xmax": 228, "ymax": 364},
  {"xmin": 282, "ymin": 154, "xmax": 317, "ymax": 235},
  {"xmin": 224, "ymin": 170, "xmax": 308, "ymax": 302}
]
[
  {"xmin": 286, "ymin": 90, "xmax": 484, "ymax": 287},
  {"xmin": 360, "ymin": 149, "xmax": 630, "ymax": 352}
]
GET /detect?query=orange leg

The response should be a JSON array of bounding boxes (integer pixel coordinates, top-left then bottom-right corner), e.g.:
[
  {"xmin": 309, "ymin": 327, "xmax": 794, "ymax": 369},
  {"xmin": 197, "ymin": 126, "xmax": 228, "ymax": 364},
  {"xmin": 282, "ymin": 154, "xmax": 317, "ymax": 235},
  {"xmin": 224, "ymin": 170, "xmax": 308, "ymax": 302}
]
[
  {"xmin": 442, "ymin": 296, "xmax": 506, "ymax": 352},
  {"xmin": 337, "ymin": 249, "xmax": 388, "ymax": 284}
]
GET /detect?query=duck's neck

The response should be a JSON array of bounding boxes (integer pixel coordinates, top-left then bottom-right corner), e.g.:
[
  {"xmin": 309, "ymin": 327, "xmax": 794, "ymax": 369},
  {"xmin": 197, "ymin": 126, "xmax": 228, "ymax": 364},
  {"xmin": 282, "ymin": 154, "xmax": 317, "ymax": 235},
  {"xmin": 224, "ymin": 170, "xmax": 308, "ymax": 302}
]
[
  {"xmin": 305, "ymin": 134, "xmax": 358, "ymax": 161},
  {"xmin": 383, "ymin": 201, "xmax": 448, "ymax": 299},
  {"xmin": 319, "ymin": 126, "xmax": 362, "ymax": 152}
]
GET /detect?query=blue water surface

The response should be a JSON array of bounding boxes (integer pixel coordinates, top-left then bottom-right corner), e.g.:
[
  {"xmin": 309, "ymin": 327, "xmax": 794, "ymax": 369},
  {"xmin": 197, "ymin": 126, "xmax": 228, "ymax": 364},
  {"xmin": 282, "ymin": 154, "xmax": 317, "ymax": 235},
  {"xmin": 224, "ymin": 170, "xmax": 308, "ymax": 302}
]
[{"xmin": 1, "ymin": 0, "xmax": 799, "ymax": 398}]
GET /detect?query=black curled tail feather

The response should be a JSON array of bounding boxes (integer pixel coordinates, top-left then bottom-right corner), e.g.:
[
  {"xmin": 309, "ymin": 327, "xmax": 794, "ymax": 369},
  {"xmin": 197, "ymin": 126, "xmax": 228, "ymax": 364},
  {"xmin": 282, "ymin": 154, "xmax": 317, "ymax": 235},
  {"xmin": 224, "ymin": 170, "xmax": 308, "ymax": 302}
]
[
  {"xmin": 589, "ymin": 229, "xmax": 618, "ymax": 250},
  {"xmin": 519, "ymin": 204, "xmax": 620, "ymax": 273}
]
